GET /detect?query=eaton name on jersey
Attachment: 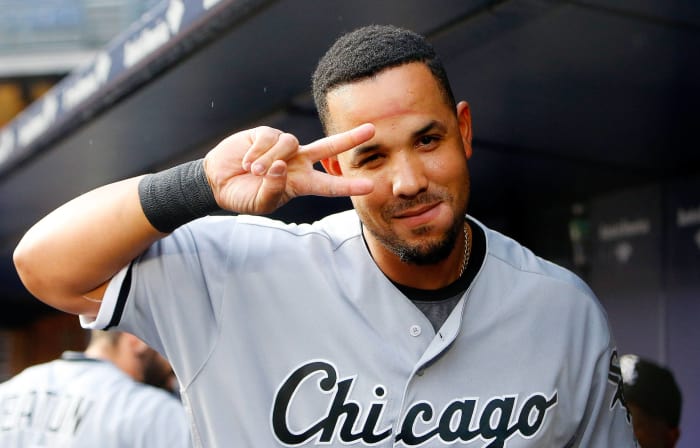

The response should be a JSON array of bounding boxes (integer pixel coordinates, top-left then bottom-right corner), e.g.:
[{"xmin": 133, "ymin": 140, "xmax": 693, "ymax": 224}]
[
  {"xmin": 272, "ymin": 360, "xmax": 558, "ymax": 446},
  {"xmin": 0, "ymin": 389, "xmax": 92, "ymax": 436}
]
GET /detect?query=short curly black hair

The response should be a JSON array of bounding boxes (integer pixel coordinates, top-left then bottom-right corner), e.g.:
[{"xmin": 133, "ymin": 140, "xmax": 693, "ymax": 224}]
[
  {"xmin": 312, "ymin": 24, "xmax": 456, "ymax": 133},
  {"xmin": 621, "ymin": 355, "xmax": 683, "ymax": 428}
]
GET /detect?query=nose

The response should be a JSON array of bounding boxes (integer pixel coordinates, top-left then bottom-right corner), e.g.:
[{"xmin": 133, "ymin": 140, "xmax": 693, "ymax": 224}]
[{"xmin": 391, "ymin": 151, "xmax": 428, "ymax": 198}]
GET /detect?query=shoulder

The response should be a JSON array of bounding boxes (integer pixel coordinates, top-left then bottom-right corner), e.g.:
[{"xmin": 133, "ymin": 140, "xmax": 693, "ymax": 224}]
[
  {"xmin": 90, "ymin": 372, "xmax": 186, "ymax": 422},
  {"xmin": 127, "ymin": 382, "xmax": 183, "ymax": 408},
  {"xmin": 472, "ymin": 217, "xmax": 616, "ymax": 349},
  {"xmin": 102, "ymin": 381, "xmax": 190, "ymax": 444},
  {"xmin": 0, "ymin": 361, "xmax": 49, "ymax": 389},
  {"xmin": 473, "ymin": 217, "xmax": 610, "ymax": 331},
  {"xmin": 183, "ymin": 209, "xmax": 361, "ymax": 249},
  {"xmin": 474, "ymin": 217, "xmax": 593, "ymax": 297},
  {"xmin": 119, "ymin": 384, "xmax": 189, "ymax": 431},
  {"xmin": 0, "ymin": 358, "xmax": 89, "ymax": 389}
]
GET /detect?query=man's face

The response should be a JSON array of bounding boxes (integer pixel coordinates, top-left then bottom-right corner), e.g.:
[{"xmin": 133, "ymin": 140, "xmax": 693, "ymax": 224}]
[
  {"xmin": 628, "ymin": 403, "xmax": 680, "ymax": 448},
  {"xmin": 142, "ymin": 349, "xmax": 176, "ymax": 392},
  {"xmin": 322, "ymin": 62, "xmax": 472, "ymax": 266}
]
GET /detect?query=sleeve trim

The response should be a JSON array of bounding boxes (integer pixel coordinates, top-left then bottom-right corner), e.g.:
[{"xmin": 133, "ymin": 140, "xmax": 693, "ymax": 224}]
[{"xmin": 79, "ymin": 263, "xmax": 131, "ymax": 330}]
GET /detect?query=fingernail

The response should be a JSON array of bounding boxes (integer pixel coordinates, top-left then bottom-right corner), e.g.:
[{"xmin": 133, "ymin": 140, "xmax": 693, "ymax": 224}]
[
  {"xmin": 267, "ymin": 163, "xmax": 285, "ymax": 177},
  {"xmin": 252, "ymin": 162, "xmax": 265, "ymax": 175},
  {"xmin": 242, "ymin": 161, "xmax": 251, "ymax": 171}
]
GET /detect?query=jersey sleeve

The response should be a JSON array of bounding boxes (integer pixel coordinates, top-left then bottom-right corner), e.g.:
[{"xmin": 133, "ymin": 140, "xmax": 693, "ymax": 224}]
[
  {"xmin": 553, "ymin": 273, "xmax": 636, "ymax": 446},
  {"xmin": 81, "ymin": 216, "xmax": 236, "ymax": 386},
  {"xmin": 574, "ymin": 331, "xmax": 636, "ymax": 446}
]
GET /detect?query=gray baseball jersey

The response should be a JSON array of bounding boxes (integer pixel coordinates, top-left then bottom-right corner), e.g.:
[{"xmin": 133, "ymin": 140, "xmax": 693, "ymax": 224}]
[
  {"xmin": 0, "ymin": 352, "xmax": 192, "ymax": 447},
  {"xmin": 82, "ymin": 210, "xmax": 634, "ymax": 447}
]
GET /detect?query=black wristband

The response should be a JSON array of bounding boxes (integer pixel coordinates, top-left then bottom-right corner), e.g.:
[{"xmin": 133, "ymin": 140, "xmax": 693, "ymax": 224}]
[{"xmin": 138, "ymin": 159, "xmax": 220, "ymax": 233}]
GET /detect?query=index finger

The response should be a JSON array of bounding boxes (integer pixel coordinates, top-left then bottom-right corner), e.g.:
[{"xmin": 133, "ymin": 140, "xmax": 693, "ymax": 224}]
[{"xmin": 300, "ymin": 123, "xmax": 375, "ymax": 161}]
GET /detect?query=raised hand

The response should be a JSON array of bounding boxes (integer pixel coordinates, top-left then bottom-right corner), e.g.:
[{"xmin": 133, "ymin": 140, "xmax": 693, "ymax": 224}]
[{"xmin": 203, "ymin": 124, "xmax": 375, "ymax": 214}]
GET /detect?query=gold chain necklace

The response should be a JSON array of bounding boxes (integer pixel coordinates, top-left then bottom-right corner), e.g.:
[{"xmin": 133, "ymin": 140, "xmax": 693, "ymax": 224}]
[{"xmin": 459, "ymin": 222, "xmax": 472, "ymax": 278}]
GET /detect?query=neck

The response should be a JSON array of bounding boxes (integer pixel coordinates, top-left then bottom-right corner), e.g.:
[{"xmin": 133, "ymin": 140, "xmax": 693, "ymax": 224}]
[
  {"xmin": 84, "ymin": 342, "xmax": 110, "ymax": 361},
  {"xmin": 85, "ymin": 340, "xmax": 142, "ymax": 382}
]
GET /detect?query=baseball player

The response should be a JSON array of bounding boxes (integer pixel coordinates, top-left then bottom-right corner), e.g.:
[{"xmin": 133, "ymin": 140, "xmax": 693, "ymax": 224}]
[
  {"xmin": 0, "ymin": 330, "xmax": 192, "ymax": 447},
  {"xmin": 13, "ymin": 25, "xmax": 634, "ymax": 446},
  {"xmin": 621, "ymin": 354, "xmax": 682, "ymax": 447}
]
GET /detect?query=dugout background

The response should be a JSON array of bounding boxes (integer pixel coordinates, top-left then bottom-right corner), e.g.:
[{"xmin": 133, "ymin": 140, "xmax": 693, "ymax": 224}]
[{"xmin": 0, "ymin": 0, "xmax": 698, "ymax": 445}]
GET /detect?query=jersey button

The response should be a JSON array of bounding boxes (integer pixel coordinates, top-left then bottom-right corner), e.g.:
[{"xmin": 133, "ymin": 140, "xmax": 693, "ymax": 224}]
[{"xmin": 409, "ymin": 325, "xmax": 422, "ymax": 337}]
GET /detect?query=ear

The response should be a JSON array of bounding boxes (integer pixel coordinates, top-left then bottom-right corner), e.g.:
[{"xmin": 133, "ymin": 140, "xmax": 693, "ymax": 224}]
[
  {"xmin": 456, "ymin": 101, "xmax": 473, "ymax": 159},
  {"xmin": 320, "ymin": 156, "xmax": 343, "ymax": 176}
]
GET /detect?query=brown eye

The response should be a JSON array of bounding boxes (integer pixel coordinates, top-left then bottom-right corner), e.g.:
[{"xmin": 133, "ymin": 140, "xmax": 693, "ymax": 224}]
[
  {"xmin": 361, "ymin": 154, "xmax": 383, "ymax": 165},
  {"xmin": 354, "ymin": 153, "xmax": 384, "ymax": 169},
  {"xmin": 417, "ymin": 135, "xmax": 439, "ymax": 148}
]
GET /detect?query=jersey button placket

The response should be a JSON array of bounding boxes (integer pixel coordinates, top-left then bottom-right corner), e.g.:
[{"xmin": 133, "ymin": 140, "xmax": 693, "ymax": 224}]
[{"xmin": 409, "ymin": 325, "xmax": 422, "ymax": 337}]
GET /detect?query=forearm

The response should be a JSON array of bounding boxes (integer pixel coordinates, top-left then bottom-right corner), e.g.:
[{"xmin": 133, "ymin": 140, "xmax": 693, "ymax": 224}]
[{"xmin": 13, "ymin": 176, "xmax": 163, "ymax": 315}]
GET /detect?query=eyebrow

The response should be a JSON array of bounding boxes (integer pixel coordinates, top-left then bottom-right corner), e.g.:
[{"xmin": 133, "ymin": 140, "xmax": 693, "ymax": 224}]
[
  {"xmin": 350, "ymin": 143, "xmax": 380, "ymax": 160},
  {"xmin": 412, "ymin": 120, "xmax": 447, "ymax": 139},
  {"xmin": 350, "ymin": 120, "xmax": 448, "ymax": 159}
]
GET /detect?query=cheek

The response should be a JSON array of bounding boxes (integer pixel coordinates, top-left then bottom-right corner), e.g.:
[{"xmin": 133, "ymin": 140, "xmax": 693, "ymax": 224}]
[
  {"xmin": 428, "ymin": 154, "xmax": 468, "ymax": 189},
  {"xmin": 350, "ymin": 186, "xmax": 391, "ymax": 226},
  {"xmin": 350, "ymin": 193, "xmax": 375, "ymax": 215}
]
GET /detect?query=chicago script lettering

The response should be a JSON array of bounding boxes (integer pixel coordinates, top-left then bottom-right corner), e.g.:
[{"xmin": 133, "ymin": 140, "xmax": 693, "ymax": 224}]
[
  {"xmin": 272, "ymin": 361, "xmax": 558, "ymax": 446},
  {"xmin": 272, "ymin": 361, "xmax": 391, "ymax": 445}
]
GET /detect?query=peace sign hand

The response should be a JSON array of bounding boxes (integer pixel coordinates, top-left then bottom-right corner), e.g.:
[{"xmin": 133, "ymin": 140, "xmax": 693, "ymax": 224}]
[{"xmin": 203, "ymin": 123, "xmax": 375, "ymax": 215}]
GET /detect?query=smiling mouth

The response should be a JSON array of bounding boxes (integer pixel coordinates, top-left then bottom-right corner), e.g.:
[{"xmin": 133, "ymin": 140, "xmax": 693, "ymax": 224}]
[{"xmin": 394, "ymin": 202, "xmax": 440, "ymax": 220}]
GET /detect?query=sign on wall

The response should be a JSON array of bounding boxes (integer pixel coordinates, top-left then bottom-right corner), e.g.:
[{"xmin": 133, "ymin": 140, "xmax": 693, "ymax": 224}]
[
  {"xmin": 589, "ymin": 184, "xmax": 663, "ymax": 360},
  {"xmin": 665, "ymin": 175, "xmax": 700, "ymax": 448}
]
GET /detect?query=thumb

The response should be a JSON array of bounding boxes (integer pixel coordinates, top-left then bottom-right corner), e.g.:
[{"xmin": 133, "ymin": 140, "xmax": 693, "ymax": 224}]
[{"xmin": 256, "ymin": 160, "xmax": 288, "ymax": 212}]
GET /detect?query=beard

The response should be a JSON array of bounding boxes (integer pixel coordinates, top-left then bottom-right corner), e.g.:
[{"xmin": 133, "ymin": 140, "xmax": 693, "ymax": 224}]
[
  {"xmin": 141, "ymin": 350, "xmax": 173, "ymax": 391},
  {"xmin": 361, "ymin": 191, "xmax": 468, "ymax": 266},
  {"xmin": 393, "ymin": 220, "xmax": 462, "ymax": 265}
]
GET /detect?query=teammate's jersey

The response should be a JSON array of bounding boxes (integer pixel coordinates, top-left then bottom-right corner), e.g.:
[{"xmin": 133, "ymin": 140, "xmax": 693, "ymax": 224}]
[
  {"xmin": 0, "ymin": 352, "xmax": 192, "ymax": 447},
  {"xmin": 82, "ymin": 210, "xmax": 635, "ymax": 447}
]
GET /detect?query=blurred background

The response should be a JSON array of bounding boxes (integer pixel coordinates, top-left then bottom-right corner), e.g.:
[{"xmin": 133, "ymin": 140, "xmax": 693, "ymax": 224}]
[{"xmin": 0, "ymin": 0, "xmax": 698, "ymax": 445}]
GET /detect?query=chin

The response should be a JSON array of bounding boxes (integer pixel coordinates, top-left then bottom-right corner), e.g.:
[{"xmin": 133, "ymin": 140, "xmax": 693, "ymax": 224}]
[{"xmin": 398, "ymin": 230, "xmax": 458, "ymax": 266}]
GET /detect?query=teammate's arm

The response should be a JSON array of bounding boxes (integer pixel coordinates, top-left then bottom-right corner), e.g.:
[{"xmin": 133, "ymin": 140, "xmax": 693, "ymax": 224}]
[{"xmin": 13, "ymin": 124, "xmax": 374, "ymax": 317}]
